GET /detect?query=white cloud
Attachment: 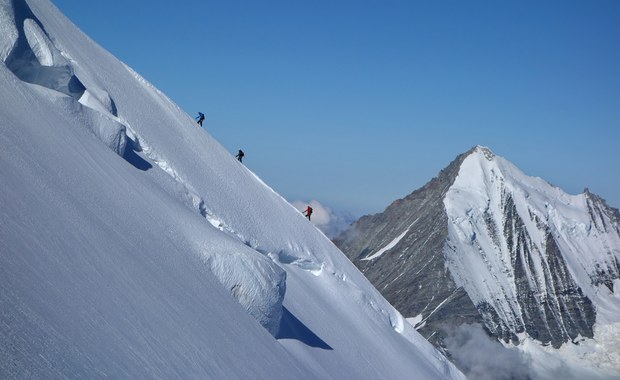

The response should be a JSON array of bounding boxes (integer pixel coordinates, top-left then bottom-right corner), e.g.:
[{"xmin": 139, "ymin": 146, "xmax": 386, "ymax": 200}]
[{"xmin": 290, "ymin": 200, "xmax": 355, "ymax": 239}]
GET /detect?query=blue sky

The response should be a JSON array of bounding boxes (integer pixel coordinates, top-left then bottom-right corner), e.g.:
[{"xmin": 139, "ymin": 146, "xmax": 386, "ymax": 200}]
[{"xmin": 53, "ymin": 0, "xmax": 619, "ymax": 216}]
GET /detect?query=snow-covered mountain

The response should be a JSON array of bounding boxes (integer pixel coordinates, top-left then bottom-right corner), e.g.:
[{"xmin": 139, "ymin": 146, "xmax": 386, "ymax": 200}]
[
  {"xmin": 0, "ymin": 0, "xmax": 466, "ymax": 378},
  {"xmin": 336, "ymin": 146, "xmax": 620, "ymax": 378}
]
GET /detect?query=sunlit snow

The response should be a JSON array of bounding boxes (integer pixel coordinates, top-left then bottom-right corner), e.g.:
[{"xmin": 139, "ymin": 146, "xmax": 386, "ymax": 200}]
[{"xmin": 0, "ymin": 0, "xmax": 465, "ymax": 379}]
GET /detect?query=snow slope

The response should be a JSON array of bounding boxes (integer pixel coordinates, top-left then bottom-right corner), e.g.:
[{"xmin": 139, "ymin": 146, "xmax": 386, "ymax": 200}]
[{"xmin": 0, "ymin": 0, "xmax": 465, "ymax": 378}]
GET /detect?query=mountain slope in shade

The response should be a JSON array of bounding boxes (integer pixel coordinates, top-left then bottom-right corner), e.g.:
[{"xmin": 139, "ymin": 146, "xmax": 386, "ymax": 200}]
[
  {"xmin": 336, "ymin": 146, "xmax": 620, "ymax": 377},
  {"xmin": 0, "ymin": 0, "xmax": 466, "ymax": 378}
]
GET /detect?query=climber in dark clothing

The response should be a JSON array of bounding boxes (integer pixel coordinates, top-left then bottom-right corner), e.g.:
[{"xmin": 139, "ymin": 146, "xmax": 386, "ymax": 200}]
[
  {"xmin": 236, "ymin": 149, "xmax": 245, "ymax": 163},
  {"xmin": 196, "ymin": 112, "xmax": 205, "ymax": 126}
]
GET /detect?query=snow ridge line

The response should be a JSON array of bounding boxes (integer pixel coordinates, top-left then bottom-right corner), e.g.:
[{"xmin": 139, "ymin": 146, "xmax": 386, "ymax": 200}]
[{"xmin": 120, "ymin": 118, "xmax": 329, "ymax": 280}]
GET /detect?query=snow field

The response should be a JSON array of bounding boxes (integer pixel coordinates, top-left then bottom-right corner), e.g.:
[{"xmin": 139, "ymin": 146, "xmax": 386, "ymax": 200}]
[{"xmin": 1, "ymin": 0, "xmax": 467, "ymax": 378}]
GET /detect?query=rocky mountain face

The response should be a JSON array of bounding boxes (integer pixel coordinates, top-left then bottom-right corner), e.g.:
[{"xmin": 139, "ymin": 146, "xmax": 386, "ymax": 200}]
[
  {"xmin": 335, "ymin": 146, "xmax": 620, "ymax": 350},
  {"xmin": 334, "ymin": 148, "xmax": 479, "ymax": 348}
]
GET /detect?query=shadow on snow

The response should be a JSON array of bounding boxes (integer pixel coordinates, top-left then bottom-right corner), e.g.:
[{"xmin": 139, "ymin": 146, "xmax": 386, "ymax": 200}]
[
  {"xmin": 276, "ymin": 307, "xmax": 332, "ymax": 350},
  {"xmin": 123, "ymin": 138, "xmax": 152, "ymax": 171}
]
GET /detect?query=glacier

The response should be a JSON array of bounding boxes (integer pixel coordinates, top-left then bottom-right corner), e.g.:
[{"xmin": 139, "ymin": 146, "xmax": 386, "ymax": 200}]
[{"xmin": 0, "ymin": 0, "xmax": 465, "ymax": 378}]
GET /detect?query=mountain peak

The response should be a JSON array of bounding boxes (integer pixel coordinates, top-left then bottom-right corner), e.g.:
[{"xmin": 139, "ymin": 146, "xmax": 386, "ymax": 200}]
[
  {"xmin": 471, "ymin": 145, "xmax": 495, "ymax": 161},
  {"xmin": 337, "ymin": 146, "xmax": 620, "ymax": 377}
]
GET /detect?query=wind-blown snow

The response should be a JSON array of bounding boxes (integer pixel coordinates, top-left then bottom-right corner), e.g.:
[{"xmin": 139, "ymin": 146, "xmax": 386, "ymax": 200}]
[{"xmin": 0, "ymin": 0, "xmax": 465, "ymax": 378}]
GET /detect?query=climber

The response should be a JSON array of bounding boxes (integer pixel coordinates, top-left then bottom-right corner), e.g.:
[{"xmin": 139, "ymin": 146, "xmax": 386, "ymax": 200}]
[
  {"xmin": 303, "ymin": 205, "xmax": 313, "ymax": 221},
  {"xmin": 236, "ymin": 149, "xmax": 245, "ymax": 163},
  {"xmin": 196, "ymin": 112, "xmax": 205, "ymax": 126}
]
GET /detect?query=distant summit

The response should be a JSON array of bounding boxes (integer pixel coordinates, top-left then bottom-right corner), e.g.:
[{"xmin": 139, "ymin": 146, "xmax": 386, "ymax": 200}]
[
  {"xmin": 335, "ymin": 146, "xmax": 620, "ymax": 376},
  {"xmin": 474, "ymin": 145, "xmax": 495, "ymax": 160}
]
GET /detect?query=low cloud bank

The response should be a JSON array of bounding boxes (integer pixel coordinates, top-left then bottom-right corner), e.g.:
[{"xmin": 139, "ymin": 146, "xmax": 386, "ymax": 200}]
[
  {"xmin": 443, "ymin": 323, "xmax": 617, "ymax": 380},
  {"xmin": 443, "ymin": 324, "xmax": 532, "ymax": 380}
]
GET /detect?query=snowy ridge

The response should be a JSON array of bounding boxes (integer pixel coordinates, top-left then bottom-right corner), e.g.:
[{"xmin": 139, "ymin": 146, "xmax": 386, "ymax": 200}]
[{"xmin": 0, "ymin": 0, "xmax": 465, "ymax": 378}]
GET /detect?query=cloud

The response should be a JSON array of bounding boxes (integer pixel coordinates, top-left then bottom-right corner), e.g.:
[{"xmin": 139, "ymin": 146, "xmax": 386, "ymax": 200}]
[
  {"xmin": 442, "ymin": 324, "xmax": 618, "ymax": 380},
  {"xmin": 290, "ymin": 200, "xmax": 355, "ymax": 239},
  {"xmin": 443, "ymin": 324, "xmax": 532, "ymax": 380}
]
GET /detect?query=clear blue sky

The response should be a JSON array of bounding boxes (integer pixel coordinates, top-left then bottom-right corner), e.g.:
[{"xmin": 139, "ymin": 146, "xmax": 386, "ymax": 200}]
[{"xmin": 53, "ymin": 0, "xmax": 620, "ymax": 216}]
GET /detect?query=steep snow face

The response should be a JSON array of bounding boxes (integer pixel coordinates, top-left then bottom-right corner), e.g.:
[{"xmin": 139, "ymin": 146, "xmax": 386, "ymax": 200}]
[
  {"xmin": 444, "ymin": 146, "xmax": 620, "ymax": 348},
  {"xmin": 0, "ymin": 0, "xmax": 466, "ymax": 379},
  {"xmin": 2, "ymin": 0, "xmax": 85, "ymax": 99}
]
